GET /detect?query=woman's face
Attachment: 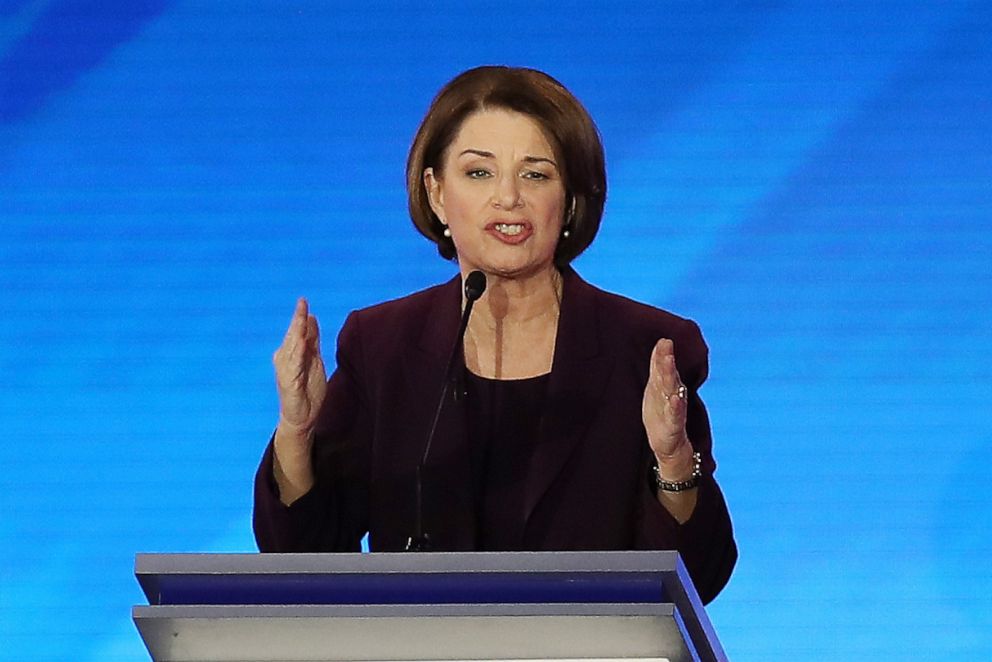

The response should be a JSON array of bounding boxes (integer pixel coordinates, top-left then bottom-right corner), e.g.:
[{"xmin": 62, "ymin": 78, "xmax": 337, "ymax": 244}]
[{"xmin": 424, "ymin": 108, "xmax": 567, "ymax": 280}]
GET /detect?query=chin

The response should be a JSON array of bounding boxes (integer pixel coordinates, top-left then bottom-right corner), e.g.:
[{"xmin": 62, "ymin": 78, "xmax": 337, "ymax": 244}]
[{"xmin": 486, "ymin": 262, "xmax": 555, "ymax": 281}]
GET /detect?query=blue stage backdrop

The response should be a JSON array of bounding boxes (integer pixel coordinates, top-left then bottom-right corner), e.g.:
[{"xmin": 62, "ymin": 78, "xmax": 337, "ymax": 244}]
[{"xmin": 1, "ymin": 2, "xmax": 990, "ymax": 660}]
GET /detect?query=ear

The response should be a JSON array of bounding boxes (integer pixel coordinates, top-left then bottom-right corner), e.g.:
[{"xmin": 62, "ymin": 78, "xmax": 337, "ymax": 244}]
[{"xmin": 423, "ymin": 167, "xmax": 445, "ymax": 223}]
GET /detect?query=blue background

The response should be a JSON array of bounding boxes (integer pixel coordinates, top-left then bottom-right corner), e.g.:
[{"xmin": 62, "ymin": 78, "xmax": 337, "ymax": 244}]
[{"xmin": 2, "ymin": 1, "xmax": 990, "ymax": 659}]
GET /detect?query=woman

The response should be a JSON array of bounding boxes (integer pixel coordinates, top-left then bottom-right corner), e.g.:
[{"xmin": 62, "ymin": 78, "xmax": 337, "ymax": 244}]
[{"xmin": 254, "ymin": 66, "xmax": 737, "ymax": 604}]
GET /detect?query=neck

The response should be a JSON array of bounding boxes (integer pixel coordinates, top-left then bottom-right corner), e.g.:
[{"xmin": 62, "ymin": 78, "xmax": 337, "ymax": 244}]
[
  {"xmin": 466, "ymin": 266, "xmax": 563, "ymax": 329},
  {"xmin": 461, "ymin": 265, "xmax": 563, "ymax": 380}
]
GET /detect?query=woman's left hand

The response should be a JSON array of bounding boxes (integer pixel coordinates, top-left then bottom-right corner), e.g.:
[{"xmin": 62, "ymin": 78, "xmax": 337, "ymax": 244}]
[{"xmin": 641, "ymin": 338, "xmax": 691, "ymax": 460}]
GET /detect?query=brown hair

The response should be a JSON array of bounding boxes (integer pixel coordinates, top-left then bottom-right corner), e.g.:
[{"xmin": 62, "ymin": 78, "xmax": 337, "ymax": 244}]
[{"xmin": 407, "ymin": 66, "xmax": 606, "ymax": 266}]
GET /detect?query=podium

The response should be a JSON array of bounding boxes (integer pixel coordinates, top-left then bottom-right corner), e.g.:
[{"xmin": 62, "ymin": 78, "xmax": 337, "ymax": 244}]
[{"xmin": 133, "ymin": 551, "xmax": 727, "ymax": 662}]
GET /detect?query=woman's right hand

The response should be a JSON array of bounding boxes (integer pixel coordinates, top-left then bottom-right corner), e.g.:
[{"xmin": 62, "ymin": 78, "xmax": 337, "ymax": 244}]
[{"xmin": 271, "ymin": 297, "xmax": 327, "ymax": 503}]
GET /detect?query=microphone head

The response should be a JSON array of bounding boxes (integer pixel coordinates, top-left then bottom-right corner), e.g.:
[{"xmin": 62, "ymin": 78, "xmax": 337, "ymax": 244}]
[{"xmin": 464, "ymin": 270, "xmax": 487, "ymax": 301}]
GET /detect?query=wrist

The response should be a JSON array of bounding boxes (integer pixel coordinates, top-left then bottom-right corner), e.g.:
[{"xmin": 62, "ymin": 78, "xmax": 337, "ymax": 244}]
[
  {"xmin": 273, "ymin": 424, "xmax": 316, "ymax": 506},
  {"xmin": 274, "ymin": 420, "xmax": 315, "ymax": 463},
  {"xmin": 654, "ymin": 435, "xmax": 692, "ymax": 474},
  {"xmin": 652, "ymin": 441, "xmax": 701, "ymax": 492},
  {"xmin": 277, "ymin": 416, "xmax": 315, "ymax": 441}
]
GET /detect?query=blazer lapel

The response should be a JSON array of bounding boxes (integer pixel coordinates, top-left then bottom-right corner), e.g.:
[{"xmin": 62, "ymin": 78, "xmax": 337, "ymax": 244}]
[{"xmin": 522, "ymin": 268, "xmax": 614, "ymax": 529}]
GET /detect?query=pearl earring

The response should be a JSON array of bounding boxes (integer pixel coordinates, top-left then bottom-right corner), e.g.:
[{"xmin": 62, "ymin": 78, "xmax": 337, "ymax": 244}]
[
  {"xmin": 562, "ymin": 197, "xmax": 576, "ymax": 239},
  {"xmin": 443, "ymin": 227, "xmax": 451, "ymax": 238}
]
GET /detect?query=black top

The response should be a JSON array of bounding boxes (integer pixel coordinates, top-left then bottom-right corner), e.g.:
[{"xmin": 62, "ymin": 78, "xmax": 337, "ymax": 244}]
[{"xmin": 464, "ymin": 369, "xmax": 551, "ymax": 550}]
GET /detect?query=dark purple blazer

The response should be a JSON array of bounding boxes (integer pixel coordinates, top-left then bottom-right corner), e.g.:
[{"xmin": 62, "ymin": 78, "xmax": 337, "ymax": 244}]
[{"xmin": 254, "ymin": 268, "xmax": 737, "ymax": 603}]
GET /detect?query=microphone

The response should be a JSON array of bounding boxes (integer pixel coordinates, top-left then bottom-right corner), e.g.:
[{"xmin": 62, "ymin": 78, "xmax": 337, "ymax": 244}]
[
  {"xmin": 463, "ymin": 269, "xmax": 487, "ymax": 301},
  {"xmin": 406, "ymin": 270, "xmax": 487, "ymax": 552}
]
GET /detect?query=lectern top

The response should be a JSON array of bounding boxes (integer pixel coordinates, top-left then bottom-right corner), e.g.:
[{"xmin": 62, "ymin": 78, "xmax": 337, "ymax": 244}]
[{"xmin": 135, "ymin": 550, "xmax": 682, "ymax": 575}]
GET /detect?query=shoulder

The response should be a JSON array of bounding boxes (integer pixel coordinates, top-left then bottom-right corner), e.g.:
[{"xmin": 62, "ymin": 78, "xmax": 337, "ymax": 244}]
[
  {"xmin": 563, "ymin": 269, "xmax": 708, "ymax": 382},
  {"xmin": 351, "ymin": 276, "xmax": 458, "ymax": 326},
  {"xmin": 336, "ymin": 275, "xmax": 460, "ymax": 357},
  {"xmin": 567, "ymin": 269, "xmax": 705, "ymax": 350}
]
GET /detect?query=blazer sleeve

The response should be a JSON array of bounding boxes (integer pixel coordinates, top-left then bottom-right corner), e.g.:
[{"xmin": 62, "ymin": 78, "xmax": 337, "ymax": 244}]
[
  {"xmin": 252, "ymin": 311, "xmax": 372, "ymax": 552},
  {"xmin": 634, "ymin": 319, "xmax": 738, "ymax": 605}
]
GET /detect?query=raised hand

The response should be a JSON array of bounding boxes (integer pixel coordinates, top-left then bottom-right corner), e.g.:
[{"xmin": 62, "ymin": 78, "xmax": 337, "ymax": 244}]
[
  {"xmin": 642, "ymin": 338, "xmax": 699, "ymax": 520},
  {"xmin": 273, "ymin": 297, "xmax": 327, "ymax": 436},
  {"xmin": 271, "ymin": 298, "xmax": 326, "ymax": 503},
  {"xmin": 641, "ymin": 338, "xmax": 691, "ymax": 461}
]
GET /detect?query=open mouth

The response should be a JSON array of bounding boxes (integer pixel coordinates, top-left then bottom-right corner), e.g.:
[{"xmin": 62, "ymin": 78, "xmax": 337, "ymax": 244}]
[{"xmin": 494, "ymin": 223, "xmax": 524, "ymax": 236}]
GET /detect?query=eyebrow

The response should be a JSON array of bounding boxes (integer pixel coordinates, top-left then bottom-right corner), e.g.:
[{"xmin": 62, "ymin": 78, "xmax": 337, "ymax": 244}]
[{"xmin": 458, "ymin": 149, "xmax": 559, "ymax": 169}]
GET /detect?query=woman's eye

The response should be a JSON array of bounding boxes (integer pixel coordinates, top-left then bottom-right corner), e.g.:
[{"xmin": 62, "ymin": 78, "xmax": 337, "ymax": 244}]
[
  {"xmin": 466, "ymin": 169, "xmax": 491, "ymax": 179},
  {"xmin": 522, "ymin": 170, "xmax": 550, "ymax": 180}
]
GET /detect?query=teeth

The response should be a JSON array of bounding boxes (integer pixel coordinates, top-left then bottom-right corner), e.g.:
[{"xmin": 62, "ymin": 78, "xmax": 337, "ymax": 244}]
[{"xmin": 495, "ymin": 223, "xmax": 523, "ymax": 236}]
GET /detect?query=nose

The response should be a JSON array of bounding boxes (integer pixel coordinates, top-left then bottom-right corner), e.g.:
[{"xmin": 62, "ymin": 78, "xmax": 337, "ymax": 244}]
[{"xmin": 492, "ymin": 173, "xmax": 522, "ymax": 210}]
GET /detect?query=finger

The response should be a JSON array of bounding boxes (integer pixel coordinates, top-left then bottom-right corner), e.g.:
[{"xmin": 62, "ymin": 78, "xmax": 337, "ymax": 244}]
[
  {"xmin": 667, "ymin": 387, "xmax": 687, "ymax": 418},
  {"xmin": 648, "ymin": 339, "xmax": 669, "ymax": 382},
  {"xmin": 646, "ymin": 342, "xmax": 666, "ymax": 406},
  {"xmin": 652, "ymin": 339, "xmax": 689, "ymax": 423},
  {"xmin": 661, "ymin": 353, "xmax": 680, "ymax": 395},
  {"xmin": 651, "ymin": 338, "xmax": 678, "ymax": 390},
  {"xmin": 283, "ymin": 297, "xmax": 309, "ymax": 339},
  {"xmin": 306, "ymin": 315, "xmax": 321, "ymax": 352},
  {"xmin": 307, "ymin": 349, "xmax": 327, "ymax": 385},
  {"xmin": 651, "ymin": 338, "xmax": 674, "ymax": 367},
  {"xmin": 280, "ymin": 298, "xmax": 310, "ymax": 359},
  {"xmin": 299, "ymin": 315, "xmax": 319, "ymax": 360},
  {"xmin": 296, "ymin": 298, "xmax": 311, "ymax": 334}
]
